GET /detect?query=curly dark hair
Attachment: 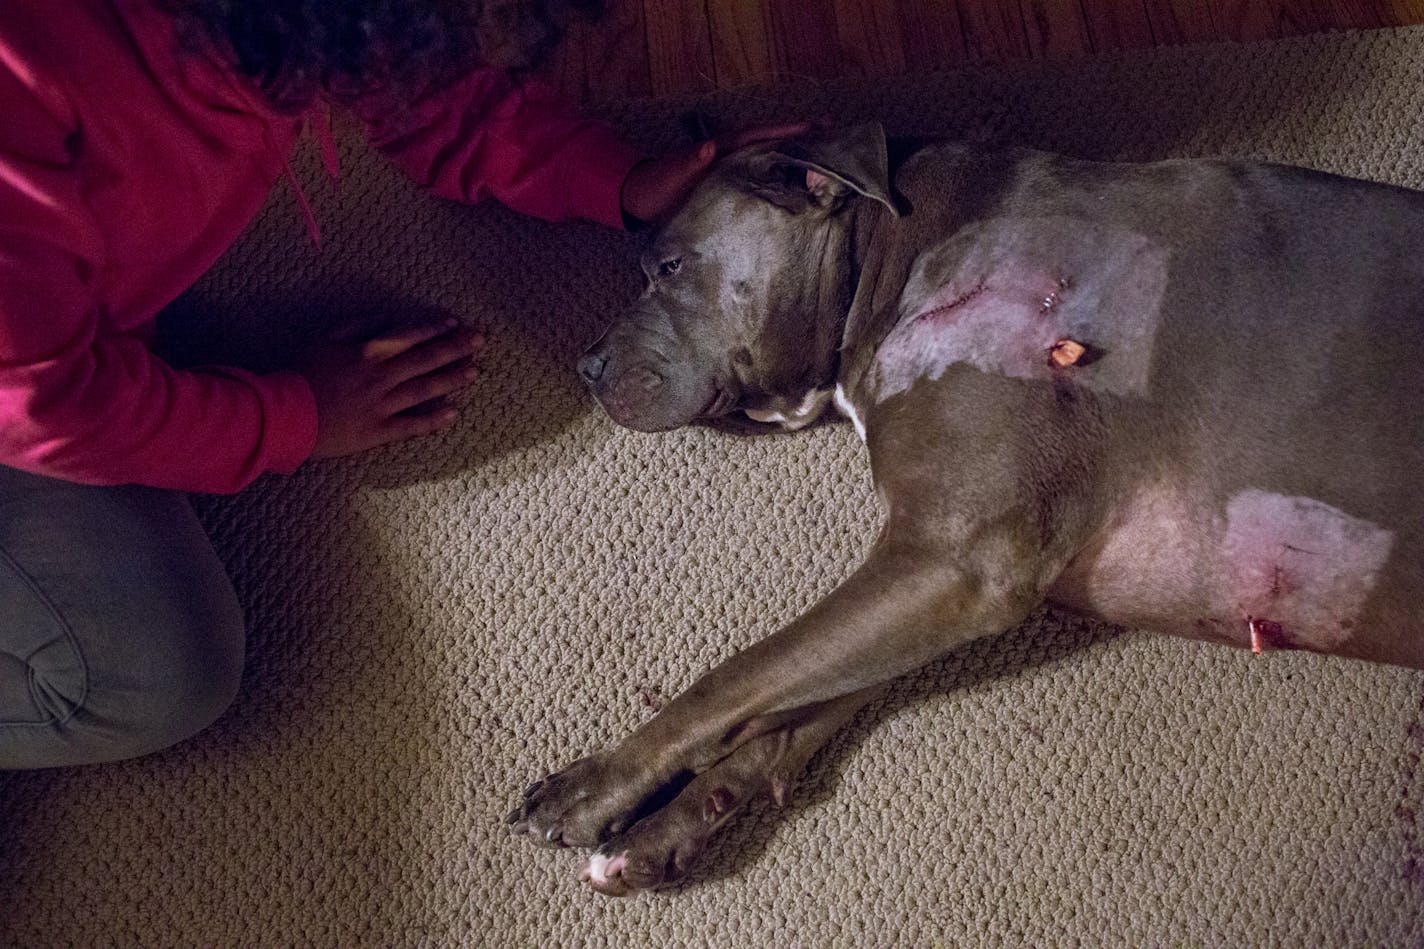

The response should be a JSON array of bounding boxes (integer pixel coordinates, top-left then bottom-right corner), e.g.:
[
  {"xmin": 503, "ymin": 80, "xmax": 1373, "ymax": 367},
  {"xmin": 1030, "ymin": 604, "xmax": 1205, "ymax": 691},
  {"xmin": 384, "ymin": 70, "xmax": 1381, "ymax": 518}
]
[{"xmin": 173, "ymin": 0, "xmax": 602, "ymax": 114}]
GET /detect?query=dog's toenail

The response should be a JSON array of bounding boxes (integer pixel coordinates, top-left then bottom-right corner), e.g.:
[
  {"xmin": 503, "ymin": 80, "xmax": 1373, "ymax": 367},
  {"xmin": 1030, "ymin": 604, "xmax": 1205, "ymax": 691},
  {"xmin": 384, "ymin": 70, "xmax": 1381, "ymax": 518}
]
[{"xmin": 525, "ymin": 780, "xmax": 543, "ymax": 797}]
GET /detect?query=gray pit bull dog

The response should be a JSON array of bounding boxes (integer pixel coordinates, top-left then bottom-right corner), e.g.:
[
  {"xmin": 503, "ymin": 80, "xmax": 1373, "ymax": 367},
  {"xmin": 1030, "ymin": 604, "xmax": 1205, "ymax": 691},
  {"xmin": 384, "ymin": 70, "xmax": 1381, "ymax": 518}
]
[{"xmin": 509, "ymin": 124, "xmax": 1424, "ymax": 895}]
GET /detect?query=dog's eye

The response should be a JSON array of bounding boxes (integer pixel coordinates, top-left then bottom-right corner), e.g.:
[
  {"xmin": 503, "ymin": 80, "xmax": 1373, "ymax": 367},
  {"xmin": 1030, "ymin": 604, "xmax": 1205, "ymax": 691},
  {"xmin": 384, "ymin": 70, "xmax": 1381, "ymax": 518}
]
[{"xmin": 658, "ymin": 258, "xmax": 683, "ymax": 277}]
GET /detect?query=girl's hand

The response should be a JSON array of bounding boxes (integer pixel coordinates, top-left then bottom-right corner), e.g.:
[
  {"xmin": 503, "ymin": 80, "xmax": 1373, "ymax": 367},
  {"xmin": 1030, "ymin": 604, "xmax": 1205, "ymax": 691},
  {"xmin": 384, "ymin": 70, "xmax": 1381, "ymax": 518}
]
[
  {"xmin": 620, "ymin": 122, "xmax": 813, "ymax": 226},
  {"xmin": 301, "ymin": 320, "xmax": 485, "ymax": 459}
]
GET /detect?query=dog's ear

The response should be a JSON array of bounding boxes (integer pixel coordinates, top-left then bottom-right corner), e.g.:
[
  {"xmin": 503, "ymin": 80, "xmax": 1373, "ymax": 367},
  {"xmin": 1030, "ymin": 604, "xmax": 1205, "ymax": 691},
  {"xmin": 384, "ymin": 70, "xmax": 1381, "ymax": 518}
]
[{"xmin": 741, "ymin": 123, "xmax": 900, "ymax": 217}]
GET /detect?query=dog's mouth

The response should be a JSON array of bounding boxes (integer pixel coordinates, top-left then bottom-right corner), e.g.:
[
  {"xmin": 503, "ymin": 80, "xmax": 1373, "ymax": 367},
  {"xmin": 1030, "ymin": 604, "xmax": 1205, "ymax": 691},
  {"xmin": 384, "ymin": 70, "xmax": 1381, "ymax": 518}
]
[
  {"xmin": 700, "ymin": 386, "xmax": 736, "ymax": 418},
  {"xmin": 587, "ymin": 370, "xmax": 731, "ymax": 433}
]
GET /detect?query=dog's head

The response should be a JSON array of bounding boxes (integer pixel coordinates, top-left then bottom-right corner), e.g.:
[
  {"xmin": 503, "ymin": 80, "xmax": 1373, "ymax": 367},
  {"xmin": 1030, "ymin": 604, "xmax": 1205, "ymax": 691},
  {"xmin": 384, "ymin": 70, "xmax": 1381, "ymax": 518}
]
[{"xmin": 578, "ymin": 123, "xmax": 898, "ymax": 433}]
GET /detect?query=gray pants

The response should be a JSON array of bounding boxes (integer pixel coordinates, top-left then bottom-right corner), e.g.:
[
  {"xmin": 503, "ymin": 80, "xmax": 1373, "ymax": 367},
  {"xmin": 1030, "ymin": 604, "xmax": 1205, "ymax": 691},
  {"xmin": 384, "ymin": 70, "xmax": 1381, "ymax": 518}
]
[{"xmin": 0, "ymin": 465, "xmax": 245, "ymax": 769}]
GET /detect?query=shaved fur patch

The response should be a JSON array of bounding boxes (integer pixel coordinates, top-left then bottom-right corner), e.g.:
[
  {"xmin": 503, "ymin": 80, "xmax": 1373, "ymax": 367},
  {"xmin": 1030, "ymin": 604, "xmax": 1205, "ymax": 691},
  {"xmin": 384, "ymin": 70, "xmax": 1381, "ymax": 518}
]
[
  {"xmin": 873, "ymin": 216, "xmax": 1169, "ymax": 401},
  {"xmin": 1219, "ymin": 490, "xmax": 1393, "ymax": 650}
]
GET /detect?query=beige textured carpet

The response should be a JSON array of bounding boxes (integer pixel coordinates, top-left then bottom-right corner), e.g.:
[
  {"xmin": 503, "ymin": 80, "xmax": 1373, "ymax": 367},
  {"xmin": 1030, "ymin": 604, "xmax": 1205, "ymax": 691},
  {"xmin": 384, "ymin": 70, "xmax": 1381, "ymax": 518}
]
[{"xmin": 5, "ymin": 26, "xmax": 1424, "ymax": 947}]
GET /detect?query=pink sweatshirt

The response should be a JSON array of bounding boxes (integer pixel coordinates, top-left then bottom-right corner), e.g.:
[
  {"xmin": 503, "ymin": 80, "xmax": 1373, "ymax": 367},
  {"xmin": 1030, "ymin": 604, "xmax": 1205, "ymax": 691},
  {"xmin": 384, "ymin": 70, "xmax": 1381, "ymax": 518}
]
[{"xmin": 0, "ymin": 1, "xmax": 642, "ymax": 493}]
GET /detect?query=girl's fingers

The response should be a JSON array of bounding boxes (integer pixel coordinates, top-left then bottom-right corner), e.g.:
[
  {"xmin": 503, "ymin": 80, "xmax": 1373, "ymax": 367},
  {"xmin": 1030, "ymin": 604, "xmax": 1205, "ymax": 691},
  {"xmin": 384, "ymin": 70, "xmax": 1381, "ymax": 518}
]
[
  {"xmin": 397, "ymin": 395, "xmax": 453, "ymax": 417},
  {"xmin": 384, "ymin": 328, "xmax": 484, "ymax": 385},
  {"xmin": 362, "ymin": 319, "xmax": 461, "ymax": 362},
  {"xmin": 381, "ymin": 360, "xmax": 479, "ymax": 415},
  {"xmin": 382, "ymin": 405, "xmax": 460, "ymax": 442}
]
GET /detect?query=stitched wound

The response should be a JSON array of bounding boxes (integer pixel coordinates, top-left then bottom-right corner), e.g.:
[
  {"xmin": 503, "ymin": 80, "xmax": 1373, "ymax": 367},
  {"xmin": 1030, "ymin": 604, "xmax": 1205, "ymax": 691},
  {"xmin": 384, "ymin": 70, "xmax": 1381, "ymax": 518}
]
[{"xmin": 915, "ymin": 281, "xmax": 988, "ymax": 322}]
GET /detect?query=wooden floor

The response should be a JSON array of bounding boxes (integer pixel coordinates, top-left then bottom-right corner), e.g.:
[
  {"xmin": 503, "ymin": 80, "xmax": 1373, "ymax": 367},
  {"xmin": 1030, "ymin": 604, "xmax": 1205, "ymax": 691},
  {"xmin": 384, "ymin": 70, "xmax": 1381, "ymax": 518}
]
[{"xmin": 545, "ymin": 0, "xmax": 1424, "ymax": 101}]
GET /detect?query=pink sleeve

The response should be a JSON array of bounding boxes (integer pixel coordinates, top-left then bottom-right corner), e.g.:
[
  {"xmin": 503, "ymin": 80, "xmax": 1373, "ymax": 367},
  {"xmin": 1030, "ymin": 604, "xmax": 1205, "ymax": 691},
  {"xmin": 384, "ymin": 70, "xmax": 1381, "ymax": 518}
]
[
  {"xmin": 360, "ymin": 68, "xmax": 645, "ymax": 228},
  {"xmin": 0, "ymin": 71, "xmax": 317, "ymax": 494}
]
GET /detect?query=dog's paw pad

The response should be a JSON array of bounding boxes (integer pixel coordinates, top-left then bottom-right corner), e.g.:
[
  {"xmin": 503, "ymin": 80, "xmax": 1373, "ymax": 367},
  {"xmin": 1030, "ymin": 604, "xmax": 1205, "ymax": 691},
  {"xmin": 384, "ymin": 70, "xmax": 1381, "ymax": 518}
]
[{"xmin": 702, "ymin": 787, "xmax": 736, "ymax": 822}]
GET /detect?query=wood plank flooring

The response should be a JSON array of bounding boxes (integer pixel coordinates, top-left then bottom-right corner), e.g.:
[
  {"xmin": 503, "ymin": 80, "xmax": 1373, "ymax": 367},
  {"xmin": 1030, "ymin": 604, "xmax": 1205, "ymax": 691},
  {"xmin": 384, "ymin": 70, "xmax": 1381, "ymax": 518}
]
[{"xmin": 544, "ymin": 0, "xmax": 1424, "ymax": 101}]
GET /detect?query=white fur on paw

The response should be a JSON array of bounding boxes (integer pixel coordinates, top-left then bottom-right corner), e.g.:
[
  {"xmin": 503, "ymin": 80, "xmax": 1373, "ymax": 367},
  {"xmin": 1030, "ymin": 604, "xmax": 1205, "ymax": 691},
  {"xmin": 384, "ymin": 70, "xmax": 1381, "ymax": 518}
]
[{"xmin": 579, "ymin": 851, "xmax": 627, "ymax": 886}]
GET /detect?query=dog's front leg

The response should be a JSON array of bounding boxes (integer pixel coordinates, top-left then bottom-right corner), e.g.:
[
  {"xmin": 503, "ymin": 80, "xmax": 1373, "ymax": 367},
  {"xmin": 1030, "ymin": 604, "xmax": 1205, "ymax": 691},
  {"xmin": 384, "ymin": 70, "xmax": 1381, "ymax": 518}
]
[
  {"xmin": 575, "ymin": 683, "xmax": 884, "ymax": 895},
  {"xmin": 510, "ymin": 529, "xmax": 1052, "ymax": 849}
]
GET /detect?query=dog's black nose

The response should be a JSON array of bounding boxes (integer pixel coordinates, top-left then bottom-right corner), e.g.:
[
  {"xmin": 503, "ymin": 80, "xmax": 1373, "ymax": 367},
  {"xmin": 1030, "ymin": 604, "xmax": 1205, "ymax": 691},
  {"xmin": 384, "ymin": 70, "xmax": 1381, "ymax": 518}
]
[{"xmin": 577, "ymin": 352, "xmax": 607, "ymax": 384}]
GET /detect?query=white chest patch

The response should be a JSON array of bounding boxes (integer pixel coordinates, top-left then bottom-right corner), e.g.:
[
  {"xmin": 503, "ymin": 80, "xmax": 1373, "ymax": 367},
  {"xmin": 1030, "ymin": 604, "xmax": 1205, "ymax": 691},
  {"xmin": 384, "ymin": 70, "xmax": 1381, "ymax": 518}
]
[
  {"xmin": 1218, "ymin": 490, "xmax": 1393, "ymax": 650},
  {"xmin": 872, "ymin": 216, "xmax": 1170, "ymax": 402},
  {"xmin": 744, "ymin": 388, "xmax": 833, "ymax": 430},
  {"xmin": 833, "ymin": 383, "xmax": 867, "ymax": 442}
]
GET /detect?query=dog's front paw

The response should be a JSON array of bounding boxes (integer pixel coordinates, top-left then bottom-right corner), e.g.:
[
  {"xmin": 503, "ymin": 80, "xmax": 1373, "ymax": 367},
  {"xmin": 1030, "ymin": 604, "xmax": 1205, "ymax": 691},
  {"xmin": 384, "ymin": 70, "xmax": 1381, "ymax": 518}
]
[
  {"xmin": 577, "ymin": 808, "xmax": 713, "ymax": 897},
  {"xmin": 506, "ymin": 753, "xmax": 648, "ymax": 849},
  {"xmin": 576, "ymin": 766, "xmax": 791, "ymax": 896}
]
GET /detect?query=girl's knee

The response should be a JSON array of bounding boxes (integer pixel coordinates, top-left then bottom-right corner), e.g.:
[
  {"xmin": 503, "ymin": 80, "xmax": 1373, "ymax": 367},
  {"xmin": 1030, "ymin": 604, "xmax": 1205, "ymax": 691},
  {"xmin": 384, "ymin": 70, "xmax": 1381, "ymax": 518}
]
[
  {"xmin": 0, "ymin": 473, "xmax": 246, "ymax": 769},
  {"xmin": 1, "ymin": 585, "xmax": 246, "ymax": 769},
  {"xmin": 130, "ymin": 593, "xmax": 247, "ymax": 755}
]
